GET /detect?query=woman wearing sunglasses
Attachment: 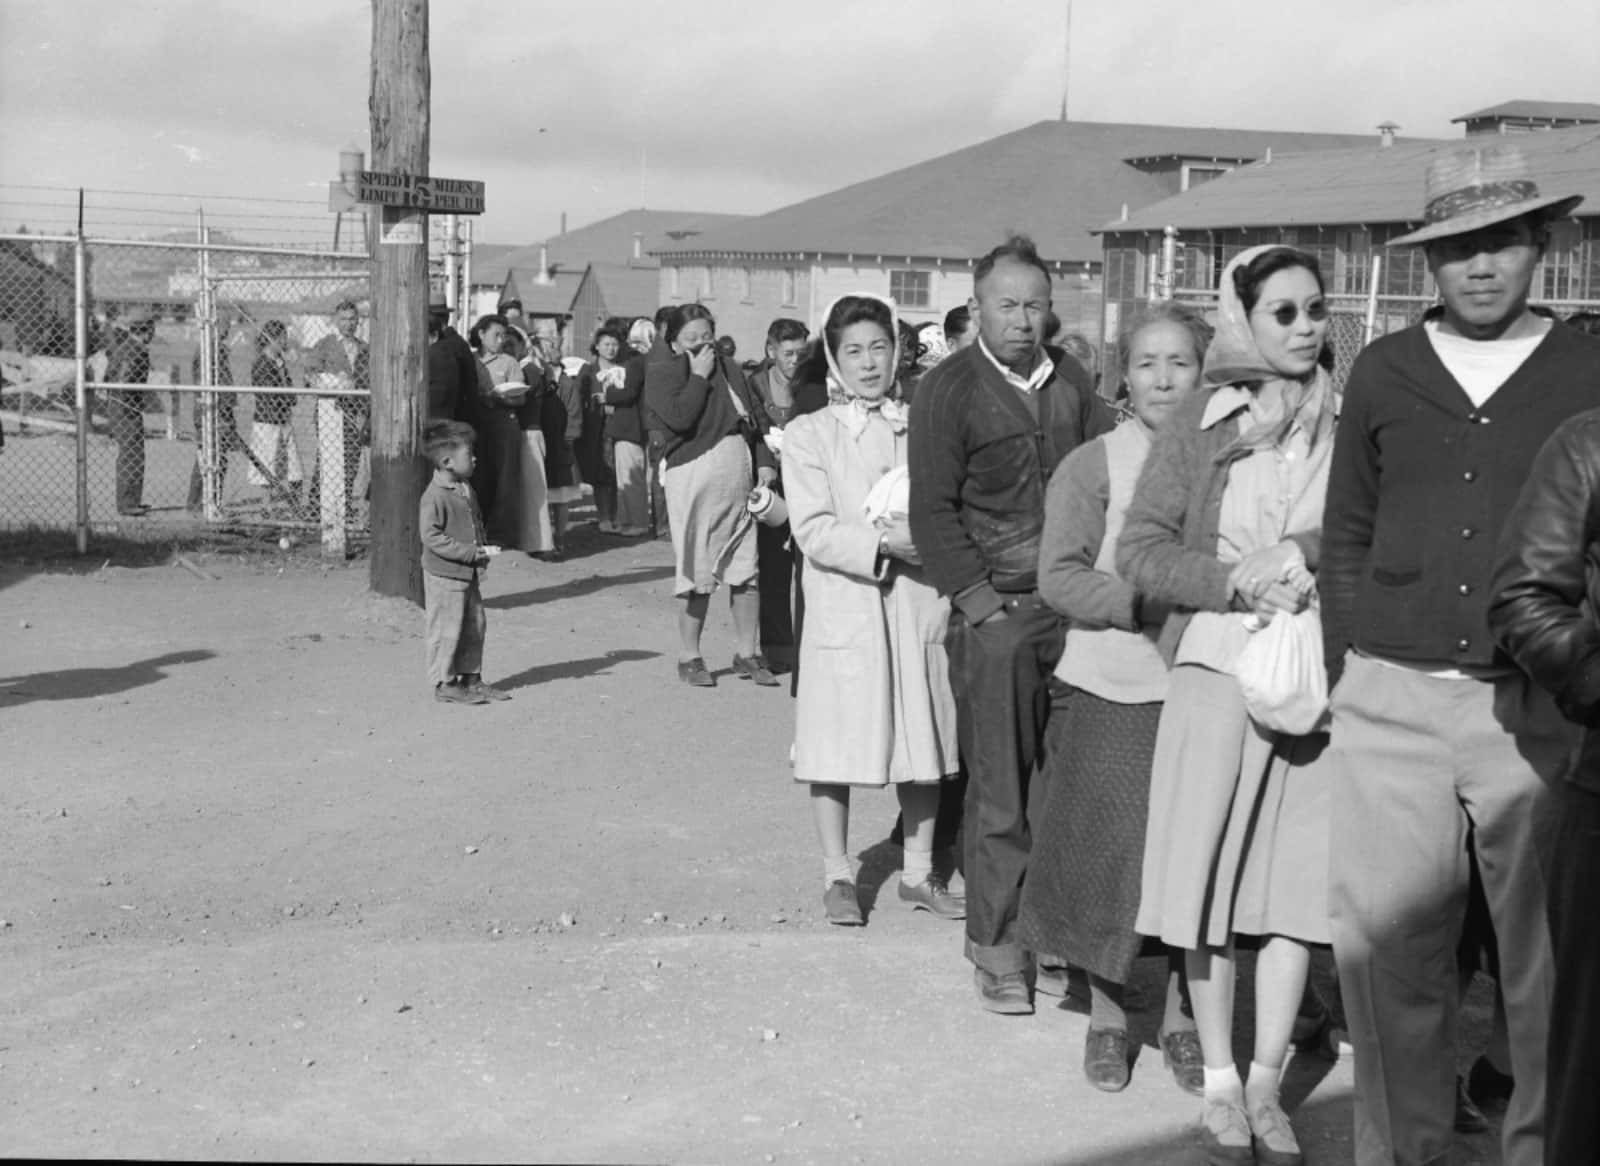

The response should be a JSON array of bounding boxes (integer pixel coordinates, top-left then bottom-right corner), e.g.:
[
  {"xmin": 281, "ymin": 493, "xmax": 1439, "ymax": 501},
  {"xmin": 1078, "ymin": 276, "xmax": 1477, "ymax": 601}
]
[{"xmin": 1116, "ymin": 245, "xmax": 1336, "ymax": 1166}]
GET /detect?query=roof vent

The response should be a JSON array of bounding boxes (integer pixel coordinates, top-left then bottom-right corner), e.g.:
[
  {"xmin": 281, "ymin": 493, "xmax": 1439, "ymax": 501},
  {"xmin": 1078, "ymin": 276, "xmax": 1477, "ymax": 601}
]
[
  {"xmin": 536, "ymin": 244, "xmax": 552, "ymax": 285},
  {"xmin": 1378, "ymin": 121, "xmax": 1400, "ymax": 148}
]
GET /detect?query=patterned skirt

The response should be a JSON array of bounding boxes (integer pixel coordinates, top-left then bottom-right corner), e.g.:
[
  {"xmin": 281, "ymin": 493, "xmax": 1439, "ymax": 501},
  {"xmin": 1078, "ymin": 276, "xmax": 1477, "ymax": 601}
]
[{"xmin": 1018, "ymin": 686, "xmax": 1162, "ymax": 984}]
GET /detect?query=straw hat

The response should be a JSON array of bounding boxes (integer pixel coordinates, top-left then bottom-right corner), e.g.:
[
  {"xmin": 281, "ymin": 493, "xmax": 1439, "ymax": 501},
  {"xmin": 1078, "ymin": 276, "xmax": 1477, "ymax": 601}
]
[{"xmin": 1388, "ymin": 144, "xmax": 1583, "ymax": 247}]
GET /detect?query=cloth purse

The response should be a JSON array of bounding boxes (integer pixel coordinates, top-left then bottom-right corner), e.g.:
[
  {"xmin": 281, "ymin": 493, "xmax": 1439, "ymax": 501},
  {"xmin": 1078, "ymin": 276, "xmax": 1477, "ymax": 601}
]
[{"xmin": 1235, "ymin": 602, "xmax": 1328, "ymax": 735}]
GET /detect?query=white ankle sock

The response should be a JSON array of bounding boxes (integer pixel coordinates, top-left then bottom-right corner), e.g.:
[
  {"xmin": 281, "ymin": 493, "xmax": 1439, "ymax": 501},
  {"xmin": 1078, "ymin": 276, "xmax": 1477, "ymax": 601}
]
[
  {"xmin": 1245, "ymin": 1060, "xmax": 1282, "ymax": 1110},
  {"xmin": 1203, "ymin": 1065, "xmax": 1244, "ymax": 1104},
  {"xmin": 901, "ymin": 847, "xmax": 933, "ymax": 888},
  {"xmin": 823, "ymin": 854, "xmax": 852, "ymax": 886}
]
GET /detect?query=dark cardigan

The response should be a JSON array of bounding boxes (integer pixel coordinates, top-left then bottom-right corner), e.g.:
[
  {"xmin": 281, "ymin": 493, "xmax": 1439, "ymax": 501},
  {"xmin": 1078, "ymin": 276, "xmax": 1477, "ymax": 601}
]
[
  {"xmin": 1115, "ymin": 389, "xmax": 1322, "ymax": 664},
  {"xmin": 1321, "ymin": 319, "xmax": 1600, "ymax": 671},
  {"xmin": 646, "ymin": 352, "xmax": 776, "ymax": 473},
  {"xmin": 907, "ymin": 343, "xmax": 1109, "ymax": 622}
]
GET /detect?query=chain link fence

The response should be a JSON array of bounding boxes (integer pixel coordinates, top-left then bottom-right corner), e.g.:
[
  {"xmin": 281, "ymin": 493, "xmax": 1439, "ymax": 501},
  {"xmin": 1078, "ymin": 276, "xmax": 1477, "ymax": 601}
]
[{"xmin": 0, "ymin": 232, "xmax": 372, "ymax": 547}]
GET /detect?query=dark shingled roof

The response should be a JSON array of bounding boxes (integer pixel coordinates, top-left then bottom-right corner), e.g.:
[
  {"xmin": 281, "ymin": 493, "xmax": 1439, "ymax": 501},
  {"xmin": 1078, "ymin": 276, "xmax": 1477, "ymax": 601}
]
[
  {"xmin": 651, "ymin": 120, "xmax": 1406, "ymax": 266},
  {"xmin": 1102, "ymin": 123, "xmax": 1600, "ymax": 234},
  {"xmin": 479, "ymin": 209, "xmax": 747, "ymax": 286}
]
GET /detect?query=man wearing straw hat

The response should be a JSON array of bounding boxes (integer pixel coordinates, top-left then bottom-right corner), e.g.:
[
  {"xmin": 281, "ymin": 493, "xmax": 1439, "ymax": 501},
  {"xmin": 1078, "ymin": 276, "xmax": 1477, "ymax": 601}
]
[{"xmin": 1321, "ymin": 144, "xmax": 1599, "ymax": 1166}]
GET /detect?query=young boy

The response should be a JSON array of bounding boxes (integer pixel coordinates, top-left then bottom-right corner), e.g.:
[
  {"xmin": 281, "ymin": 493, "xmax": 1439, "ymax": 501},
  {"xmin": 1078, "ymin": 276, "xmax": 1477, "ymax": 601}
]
[{"xmin": 420, "ymin": 420, "xmax": 510, "ymax": 704}]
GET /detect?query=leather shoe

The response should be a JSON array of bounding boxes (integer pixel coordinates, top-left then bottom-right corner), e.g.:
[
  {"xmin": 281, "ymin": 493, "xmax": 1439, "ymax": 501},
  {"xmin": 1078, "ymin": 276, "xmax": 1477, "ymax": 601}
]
[
  {"xmin": 732, "ymin": 653, "xmax": 779, "ymax": 686},
  {"xmin": 1160, "ymin": 1028, "xmax": 1205, "ymax": 1096},
  {"xmin": 1034, "ymin": 961, "xmax": 1071, "ymax": 999},
  {"xmin": 1083, "ymin": 1027, "xmax": 1131, "ymax": 1092},
  {"xmin": 435, "ymin": 681, "xmax": 488, "ymax": 705},
  {"xmin": 822, "ymin": 880, "xmax": 863, "ymax": 926},
  {"xmin": 463, "ymin": 676, "xmax": 512, "ymax": 702},
  {"xmin": 974, "ymin": 967, "xmax": 1032, "ymax": 1015},
  {"xmin": 897, "ymin": 877, "xmax": 965, "ymax": 919},
  {"xmin": 677, "ymin": 658, "xmax": 714, "ymax": 687},
  {"xmin": 1199, "ymin": 1098, "xmax": 1254, "ymax": 1166}
]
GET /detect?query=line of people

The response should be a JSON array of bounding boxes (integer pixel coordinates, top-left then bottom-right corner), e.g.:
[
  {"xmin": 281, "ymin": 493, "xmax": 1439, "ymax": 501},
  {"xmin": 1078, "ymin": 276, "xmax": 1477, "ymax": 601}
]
[{"xmin": 761, "ymin": 144, "xmax": 1599, "ymax": 1166}]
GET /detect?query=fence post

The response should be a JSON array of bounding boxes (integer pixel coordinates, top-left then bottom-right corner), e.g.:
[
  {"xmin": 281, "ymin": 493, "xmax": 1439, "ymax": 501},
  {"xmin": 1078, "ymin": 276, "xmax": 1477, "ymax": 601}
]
[
  {"xmin": 1364, "ymin": 255, "xmax": 1383, "ymax": 347},
  {"xmin": 318, "ymin": 396, "xmax": 347, "ymax": 557},
  {"xmin": 198, "ymin": 220, "xmax": 222, "ymax": 521},
  {"xmin": 74, "ymin": 233, "xmax": 89, "ymax": 554}
]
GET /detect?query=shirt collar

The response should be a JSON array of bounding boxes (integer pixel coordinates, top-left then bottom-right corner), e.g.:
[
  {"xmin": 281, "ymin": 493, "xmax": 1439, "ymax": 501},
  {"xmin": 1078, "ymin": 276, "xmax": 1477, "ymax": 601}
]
[
  {"xmin": 977, "ymin": 337, "xmax": 1053, "ymax": 393},
  {"xmin": 1200, "ymin": 384, "xmax": 1254, "ymax": 430}
]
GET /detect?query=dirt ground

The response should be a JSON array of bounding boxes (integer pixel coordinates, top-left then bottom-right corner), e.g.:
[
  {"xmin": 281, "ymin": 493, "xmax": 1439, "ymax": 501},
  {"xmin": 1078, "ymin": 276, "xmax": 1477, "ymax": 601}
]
[{"xmin": 0, "ymin": 524, "xmax": 1505, "ymax": 1165}]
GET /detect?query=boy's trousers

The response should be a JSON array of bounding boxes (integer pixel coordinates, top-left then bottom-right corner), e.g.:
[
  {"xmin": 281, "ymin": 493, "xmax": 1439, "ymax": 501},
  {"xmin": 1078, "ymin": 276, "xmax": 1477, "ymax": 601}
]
[{"xmin": 424, "ymin": 571, "xmax": 485, "ymax": 685}]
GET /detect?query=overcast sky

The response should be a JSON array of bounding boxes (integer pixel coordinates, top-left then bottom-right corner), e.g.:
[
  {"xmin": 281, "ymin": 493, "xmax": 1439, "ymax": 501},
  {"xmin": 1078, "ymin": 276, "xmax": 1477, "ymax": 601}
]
[{"xmin": 3, "ymin": 0, "xmax": 1597, "ymax": 245}]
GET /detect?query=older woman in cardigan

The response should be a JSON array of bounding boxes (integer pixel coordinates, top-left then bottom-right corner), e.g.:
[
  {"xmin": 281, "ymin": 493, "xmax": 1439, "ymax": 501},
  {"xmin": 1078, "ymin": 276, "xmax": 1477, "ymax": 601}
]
[
  {"xmin": 1017, "ymin": 302, "xmax": 1212, "ymax": 1094},
  {"xmin": 784, "ymin": 293, "xmax": 962, "ymax": 927},
  {"xmin": 1117, "ymin": 245, "xmax": 1336, "ymax": 1166}
]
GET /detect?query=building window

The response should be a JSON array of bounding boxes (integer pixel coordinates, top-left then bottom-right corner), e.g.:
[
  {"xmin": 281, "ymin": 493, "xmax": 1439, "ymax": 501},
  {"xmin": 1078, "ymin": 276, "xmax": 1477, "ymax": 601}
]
[
  {"xmin": 736, "ymin": 267, "xmax": 752, "ymax": 303},
  {"xmin": 1540, "ymin": 220, "xmax": 1583, "ymax": 301},
  {"xmin": 702, "ymin": 266, "xmax": 717, "ymax": 299},
  {"xmin": 1334, "ymin": 229, "xmax": 1372, "ymax": 296},
  {"xmin": 889, "ymin": 269, "xmax": 931, "ymax": 308},
  {"xmin": 780, "ymin": 268, "xmax": 797, "ymax": 306},
  {"xmin": 669, "ymin": 266, "xmax": 681, "ymax": 298}
]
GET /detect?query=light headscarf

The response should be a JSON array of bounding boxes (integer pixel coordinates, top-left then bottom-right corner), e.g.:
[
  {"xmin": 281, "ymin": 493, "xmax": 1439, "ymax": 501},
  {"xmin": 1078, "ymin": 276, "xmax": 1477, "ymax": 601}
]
[
  {"xmin": 1203, "ymin": 244, "xmax": 1337, "ymax": 459},
  {"xmin": 820, "ymin": 292, "xmax": 909, "ymax": 433}
]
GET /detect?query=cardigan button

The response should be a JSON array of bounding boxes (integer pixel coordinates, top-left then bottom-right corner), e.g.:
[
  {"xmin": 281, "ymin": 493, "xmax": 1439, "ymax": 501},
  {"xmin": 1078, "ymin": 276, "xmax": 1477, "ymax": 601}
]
[
  {"xmin": 1458, "ymin": 583, "xmax": 1473, "ymax": 596},
  {"xmin": 1457, "ymin": 638, "xmax": 1471, "ymax": 652},
  {"xmin": 1461, "ymin": 527, "xmax": 1475, "ymax": 540},
  {"xmin": 1463, "ymin": 470, "xmax": 1477, "ymax": 483}
]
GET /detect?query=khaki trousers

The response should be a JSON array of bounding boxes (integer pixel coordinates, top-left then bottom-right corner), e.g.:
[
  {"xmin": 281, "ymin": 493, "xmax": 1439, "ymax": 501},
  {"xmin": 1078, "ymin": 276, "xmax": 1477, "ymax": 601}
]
[
  {"xmin": 1327, "ymin": 653, "xmax": 1572, "ymax": 1166},
  {"xmin": 424, "ymin": 572, "xmax": 485, "ymax": 687}
]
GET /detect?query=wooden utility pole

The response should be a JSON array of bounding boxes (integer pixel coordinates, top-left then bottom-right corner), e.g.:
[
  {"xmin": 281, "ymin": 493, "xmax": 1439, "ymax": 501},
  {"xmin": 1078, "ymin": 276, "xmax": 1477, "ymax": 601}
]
[{"xmin": 367, "ymin": 0, "xmax": 430, "ymax": 604}]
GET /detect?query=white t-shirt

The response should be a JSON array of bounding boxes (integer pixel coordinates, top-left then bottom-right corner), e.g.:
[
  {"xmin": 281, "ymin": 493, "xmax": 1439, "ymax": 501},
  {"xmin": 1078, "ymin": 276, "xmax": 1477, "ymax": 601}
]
[{"xmin": 1424, "ymin": 319, "xmax": 1548, "ymax": 408}]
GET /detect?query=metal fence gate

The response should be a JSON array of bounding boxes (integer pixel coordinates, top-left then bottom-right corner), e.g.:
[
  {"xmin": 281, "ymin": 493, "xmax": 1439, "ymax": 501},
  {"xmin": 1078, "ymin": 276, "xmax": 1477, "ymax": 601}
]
[{"xmin": 0, "ymin": 231, "xmax": 376, "ymax": 551}]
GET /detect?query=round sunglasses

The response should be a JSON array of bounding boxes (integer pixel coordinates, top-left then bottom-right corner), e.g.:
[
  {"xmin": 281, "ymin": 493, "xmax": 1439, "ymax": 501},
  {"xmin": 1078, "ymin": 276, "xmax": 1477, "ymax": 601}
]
[{"xmin": 1259, "ymin": 300, "xmax": 1330, "ymax": 327}]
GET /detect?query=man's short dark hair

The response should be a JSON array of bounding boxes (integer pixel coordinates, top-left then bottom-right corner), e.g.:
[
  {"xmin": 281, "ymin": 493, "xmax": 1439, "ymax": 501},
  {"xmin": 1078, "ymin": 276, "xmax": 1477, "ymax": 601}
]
[
  {"xmin": 766, "ymin": 317, "xmax": 808, "ymax": 347},
  {"xmin": 333, "ymin": 300, "xmax": 360, "ymax": 316},
  {"xmin": 943, "ymin": 305, "xmax": 971, "ymax": 344},
  {"xmin": 653, "ymin": 304, "xmax": 676, "ymax": 331},
  {"xmin": 423, "ymin": 419, "xmax": 476, "ymax": 466},
  {"xmin": 973, "ymin": 234, "xmax": 1052, "ymax": 290}
]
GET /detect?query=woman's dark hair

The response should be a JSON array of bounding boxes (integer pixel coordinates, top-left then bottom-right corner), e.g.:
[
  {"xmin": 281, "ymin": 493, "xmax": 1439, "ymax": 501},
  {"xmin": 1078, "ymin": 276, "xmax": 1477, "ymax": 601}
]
[
  {"xmin": 591, "ymin": 325, "xmax": 628, "ymax": 357},
  {"xmin": 1231, "ymin": 247, "xmax": 1325, "ymax": 313},
  {"xmin": 257, "ymin": 318, "xmax": 289, "ymax": 351},
  {"xmin": 664, "ymin": 302, "xmax": 715, "ymax": 346},
  {"xmin": 469, "ymin": 313, "xmax": 509, "ymax": 353},
  {"xmin": 794, "ymin": 296, "xmax": 895, "ymax": 387},
  {"xmin": 897, "ymin": 319, "xmax": 922, "ymax": 368}
]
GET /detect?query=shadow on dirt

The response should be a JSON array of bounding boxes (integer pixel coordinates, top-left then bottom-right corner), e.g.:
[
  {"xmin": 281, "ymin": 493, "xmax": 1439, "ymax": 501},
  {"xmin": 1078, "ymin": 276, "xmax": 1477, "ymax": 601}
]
[
  {"xmin": 486, "ymin": 565, "xmax": 674, "ymax": 610},
  {"xmin": 496, "ymin": 648, "xmax": 660, "ymax": 690},
  {"xmin": 0, "ymin": 648, "xmax": 216, "ymax": 705}
]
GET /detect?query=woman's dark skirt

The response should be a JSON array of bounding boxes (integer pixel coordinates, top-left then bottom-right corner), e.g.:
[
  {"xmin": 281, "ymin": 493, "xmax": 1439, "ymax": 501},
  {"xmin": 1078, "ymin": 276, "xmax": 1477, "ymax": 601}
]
[{"xmin": 1018, "ymin": 685, "xmax": 1162, "ymax": 985}]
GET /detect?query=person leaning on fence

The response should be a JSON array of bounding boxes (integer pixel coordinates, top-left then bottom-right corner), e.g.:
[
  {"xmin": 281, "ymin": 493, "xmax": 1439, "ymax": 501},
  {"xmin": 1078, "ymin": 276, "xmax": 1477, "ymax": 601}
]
[
  {"xmin": 1319, "ymin": 143, "xmax": 1597, "ymax": 1166},
  {"xmin": 102, "ymin": 309, "xmax": 156, "ymax": 517},
  {"xmin": 304, "ymin": 300, "xmax": 370, "ymax": 511},
  {"xmin": 420, "ymin": 419, "xmax": 510, "ymax": 707},
  {"xmin": 244, "ymin": 320, "xmax": 305, "ymax": 514},
  {"xmin": 186, "ymin": 312, "xmax": 244, "ymax": 512}
]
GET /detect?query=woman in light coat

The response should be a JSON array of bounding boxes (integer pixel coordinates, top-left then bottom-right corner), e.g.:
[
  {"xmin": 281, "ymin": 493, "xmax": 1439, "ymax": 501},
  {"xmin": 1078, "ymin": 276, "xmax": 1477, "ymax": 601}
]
[{"xmin": 784, "ymin": 293, "xmax": 962, "ymax": 927}]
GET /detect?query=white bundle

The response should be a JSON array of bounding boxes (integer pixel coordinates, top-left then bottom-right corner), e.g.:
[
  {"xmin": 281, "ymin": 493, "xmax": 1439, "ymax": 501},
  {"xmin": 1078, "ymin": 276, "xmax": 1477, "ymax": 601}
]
[{"xmin": 862, "ymin": 465, "xmax": 910, "ymax": 523}]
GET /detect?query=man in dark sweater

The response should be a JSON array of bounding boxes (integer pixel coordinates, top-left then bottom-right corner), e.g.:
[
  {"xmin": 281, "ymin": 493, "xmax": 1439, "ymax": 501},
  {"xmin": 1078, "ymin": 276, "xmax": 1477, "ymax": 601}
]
[
  {"xmin": 1321, "ymin": 146, "xmax": 1599, "ymax": 1166},
  {"xmin": 909, "ymin": 235, "xmax": 1112, "ymax": 1014}
]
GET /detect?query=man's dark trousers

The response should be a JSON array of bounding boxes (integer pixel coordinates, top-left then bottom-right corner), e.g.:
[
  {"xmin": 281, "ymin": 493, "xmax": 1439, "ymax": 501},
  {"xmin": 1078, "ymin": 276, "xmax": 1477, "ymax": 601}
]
[
  {"xmin": 107, "ymin": 391, "xmax": 146, "ymax": 512},
  {"xmin": 947, "ymin": 592, "xmax": 1062, "ymax": 975},
  {"xmin": 1548, "ymin": 779, "xmax": 1600, "ymax": 1165}
]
